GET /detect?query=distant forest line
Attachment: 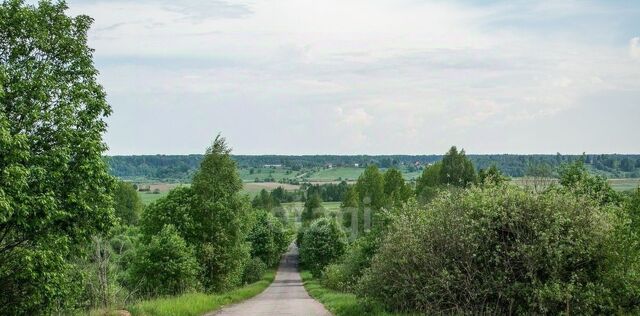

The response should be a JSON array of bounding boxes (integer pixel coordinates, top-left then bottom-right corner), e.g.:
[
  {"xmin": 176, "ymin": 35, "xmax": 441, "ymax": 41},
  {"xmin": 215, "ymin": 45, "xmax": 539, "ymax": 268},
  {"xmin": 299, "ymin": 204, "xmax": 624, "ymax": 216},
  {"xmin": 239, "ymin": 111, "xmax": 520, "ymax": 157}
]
[{"xmin": 106, "ymin": 153, "xmax": 640, "ymax": 182}]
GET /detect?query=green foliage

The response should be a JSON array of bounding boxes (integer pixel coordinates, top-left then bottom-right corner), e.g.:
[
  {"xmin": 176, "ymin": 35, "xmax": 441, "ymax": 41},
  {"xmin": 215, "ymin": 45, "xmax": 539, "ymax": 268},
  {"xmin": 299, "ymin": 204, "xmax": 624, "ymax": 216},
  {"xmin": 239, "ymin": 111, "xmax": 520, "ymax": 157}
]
[
  {"xmin": 299, "ymin": 218, "xmax": 348, "ymax": 277},
  {"xmin": 0, "ymin": 0, "xmax": 115, "ymax": 313},
  {"xmin": 355, "ymin": 165, "xmax": 386, "ymax": 211},
  {"xmin": 252, "ymin": 188, "xmax": 280, "ymax": 210},
  {"xmin": 302, "ymin": 193, "xmax": 324, "ymax": 225},
  {"xmin": 140, "ymin": 187, "xmax": 197, "ymax": 242},
  {"xmin": 189, "ymin": 136, "xmax": 252, "ymax": 291},
  {"xmin": 478, "ymin": 164, "xmax": 508, "ymax": 186},
  {"xmin": 439, "ymin": 146, "xmax": 476, "ymax": 187},
  {"xmin": 114, "ymin": 181, "xmax": 143, "ymax": 225},
  {"xmin": 383, "ymin": 168, "xmax": 412, "ymax": 208},
  {"xmin": 301, "ymin": 271, "xmax": 391, "ymax": 316},
  {"xmin": 128, "ymin": 271, "xmax": 276, "ymax": 316},
  {"xmin": 414, "ymin": 162, "xmax": 443, "ymax": 202},
  {"xmin": 128, "ymin": 225, "xmax": 200, "ymax": 297},
  {"xmin": 322, "ymin": 236, "xmax": 378, "ymax": 292},
  {"xmin": 242, "ymin": 257, "xmax": 267, "ymax": 284},
  {"xmin": 628, "ymin": 188, "xmax": 640, "ymax": 227},
  {"xmin": 359, "ymin": 186, "xmax": 639, "ymax": 314},
  {"xmin": 139, "ymin": 136, "xmax": 252, "ymax": 292},
  {"xmin": 558, "ymin": 159, "xmax": 622, "ymax": 206},
  {"xmin": 341, "ymin": 186, "xmax": 359, "ymax": 229},
  {"xmin": 247, "ymin": 210, "xmax": 289, "ymax": 267}
]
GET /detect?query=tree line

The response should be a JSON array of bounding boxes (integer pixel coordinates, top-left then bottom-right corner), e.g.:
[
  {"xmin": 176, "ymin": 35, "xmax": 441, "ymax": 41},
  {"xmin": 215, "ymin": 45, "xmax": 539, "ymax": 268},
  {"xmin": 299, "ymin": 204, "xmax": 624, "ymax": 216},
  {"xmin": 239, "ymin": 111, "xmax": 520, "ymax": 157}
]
[{"xmin": 108, "ymin": 153, "xmax": 640, "ymax": 181}]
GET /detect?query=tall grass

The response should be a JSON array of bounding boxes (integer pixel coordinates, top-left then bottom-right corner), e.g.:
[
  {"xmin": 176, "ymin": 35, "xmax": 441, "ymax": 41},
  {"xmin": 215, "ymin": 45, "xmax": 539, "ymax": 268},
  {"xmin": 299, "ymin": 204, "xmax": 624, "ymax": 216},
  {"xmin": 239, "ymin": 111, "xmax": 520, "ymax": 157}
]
[
  {"xmin": 128, "ymin": 270, "xmax": 275, "ymax": 316},
  {"xmin": 300, "ymin": 271, "xmax": 406, "ymax": 316}
]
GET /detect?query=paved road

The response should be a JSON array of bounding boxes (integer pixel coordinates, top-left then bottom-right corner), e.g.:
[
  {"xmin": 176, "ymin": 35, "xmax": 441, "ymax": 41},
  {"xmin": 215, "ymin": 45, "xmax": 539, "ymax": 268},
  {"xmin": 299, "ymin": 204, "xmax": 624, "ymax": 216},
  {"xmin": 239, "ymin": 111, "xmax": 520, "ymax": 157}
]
[{"xmin": 209, "ymin": 244, "xmax": 331, "ymax": 316}]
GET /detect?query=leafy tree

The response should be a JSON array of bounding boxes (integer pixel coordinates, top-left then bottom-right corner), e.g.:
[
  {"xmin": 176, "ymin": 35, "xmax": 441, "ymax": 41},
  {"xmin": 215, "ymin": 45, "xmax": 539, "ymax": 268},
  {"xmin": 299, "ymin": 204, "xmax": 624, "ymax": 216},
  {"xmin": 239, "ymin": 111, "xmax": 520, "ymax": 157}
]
[
  {"xmin": 247, "ymin": 210, "xmax": 289, "ymax": 267},
  {"xmin": 128, "ymin": 225, "xmax": 200, "ymax": 297},
  {"xmin": 415, "ymin": 162, "xmax": 443, "ymax": 202},
  {"xmin": 0, "ymin": 1, "xmax": 115, "ymax": 313},
  {"xmin": 114, "ymin": 181, "xmax": 143, "ymax": 225},
  {"xmin": 302, "ymin": 193, "xmax": 324, "ymax": 225},
  {"xmin": 558, "ymin": 160, "xmax": 622, "ymax": 206},
  {"xmin": 252, "ymin": 188, "xmax": 280, "ymax": 210},
  {"xmin": 383, "ymin": 168, "xmax": 412, "ymax": 208},
  {"xmin": 478, "ymin": 165, "xmax": 508, "ymax": 186},
  {"xmin": 439, "ymin": 146, "xmax": 476, "ymax": 187},
  {"xmin": 341, "ymin": 186, "xmax": 359, "ymax": 229},
  {"xmin": 299, "ymin": 218, "xmax": 347, "ymax": 277},
  {"xmin": 189, "ymin": 135, "xmax": 252, "ymax": 291},
  {"xmin": 355, "ymin": 165, "xmax": 386, "ymax": 211},
  {"xmin": 139, "ymin": 136, "xmax": 251, "ymax": 291},
  {"xmin": 139, "ymin": 187, "xmax": 197, "ymax": 242}
]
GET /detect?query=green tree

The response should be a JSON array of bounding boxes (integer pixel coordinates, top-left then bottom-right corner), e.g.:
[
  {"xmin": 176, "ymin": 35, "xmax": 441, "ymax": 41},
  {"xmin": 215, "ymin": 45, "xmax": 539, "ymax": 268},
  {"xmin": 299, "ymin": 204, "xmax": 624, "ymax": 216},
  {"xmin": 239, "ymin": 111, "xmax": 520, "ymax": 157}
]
[
  {"xmin": 478, "ymin": 165, "xmax": 508, "ymax": 186},
  {"xmin": 247, "ymin": 210, "xmax": 289, "ymax": 267},
  {"xmin": 383, "ymin": 168, "xmax": 412, "ymax": 208},
  {"xmin": 252, "ymin": 188, "xmax": 280, "ymax": 210},
  {"xmin": 415, "ymin": 162, "xmax": 443, "ymax": 202},
  {"xmin": 128, "ymin": 225, "xmax": 200, "ymax": 297},
  {"xmin": 0, "ymin": 1, "xmax": 115, "ymax": 313},
  {"xmin": 302, "ymin": 193, "xmax": 324, "ymax": 225},
  {"xmin": 439, "ymin": 146, "xmax": 476, "ymax": 187},
  {"xmin": 341, "ymin": 186, "xmax": 359, "ymax": 229},
  {"xmin": 558, "ymin": 160, "xmax": 622, "ymax": 206},
  {"xmin": 299, "ymin": 217, "xmax": 348, "ymax": 277},
  {"xmin": 355, "ymin": 165, "xmax": 386, "ymax": 211},
  {"xmin": 189, "ymin": 135, "xmax": 252, "ymax": 291},
  {"xmin": 139, "ymin": 136, "xmax": 252, "ymax": 291},
  {"xmin": 113, "ymin": 181, "xmax": 143, "ymax": 225},
  {"xmin": 139, "ymin": 187, "xmax": 197, "ymax": 242}
]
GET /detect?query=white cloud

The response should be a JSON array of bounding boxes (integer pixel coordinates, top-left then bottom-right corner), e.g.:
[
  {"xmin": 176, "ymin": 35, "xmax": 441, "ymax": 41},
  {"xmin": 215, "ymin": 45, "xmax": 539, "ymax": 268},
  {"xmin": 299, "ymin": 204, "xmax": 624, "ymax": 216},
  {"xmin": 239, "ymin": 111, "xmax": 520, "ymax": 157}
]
[
  {"xmin": 631, "ymin": 37, "xmax": 640, "ymax": 59},
  {"xmin": 55, "ymin": 0, "xmax": 640, "ymax": 154}
]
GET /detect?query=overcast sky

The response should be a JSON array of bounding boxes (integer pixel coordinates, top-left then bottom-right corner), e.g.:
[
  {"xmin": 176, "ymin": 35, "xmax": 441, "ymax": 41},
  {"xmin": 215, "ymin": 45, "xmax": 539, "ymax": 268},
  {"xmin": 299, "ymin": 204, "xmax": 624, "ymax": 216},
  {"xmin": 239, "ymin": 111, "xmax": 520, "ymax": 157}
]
[{"xmin": 56, "ymin": 0, "xmax": 640, "ymax": 155}]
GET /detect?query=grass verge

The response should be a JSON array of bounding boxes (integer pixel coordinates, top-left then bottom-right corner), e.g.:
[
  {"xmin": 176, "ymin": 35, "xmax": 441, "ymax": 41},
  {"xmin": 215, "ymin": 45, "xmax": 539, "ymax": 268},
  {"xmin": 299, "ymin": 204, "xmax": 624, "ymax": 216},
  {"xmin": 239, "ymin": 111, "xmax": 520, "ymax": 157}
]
[
  {"xmin": 300, "ymin": 270, "xmax": 405, "ymax": 316},
  {"xmin": 127, "ymin": 270, "xmax": 275, "ymax": 316}
]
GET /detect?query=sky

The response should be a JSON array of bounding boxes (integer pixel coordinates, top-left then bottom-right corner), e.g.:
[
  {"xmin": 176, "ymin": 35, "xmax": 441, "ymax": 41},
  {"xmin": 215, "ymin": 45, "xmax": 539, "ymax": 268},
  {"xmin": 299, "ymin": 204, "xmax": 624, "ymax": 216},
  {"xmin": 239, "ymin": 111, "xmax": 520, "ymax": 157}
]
[{"xmin": 53, "ymin": 0, "xmax": 640, "ymax": 154}]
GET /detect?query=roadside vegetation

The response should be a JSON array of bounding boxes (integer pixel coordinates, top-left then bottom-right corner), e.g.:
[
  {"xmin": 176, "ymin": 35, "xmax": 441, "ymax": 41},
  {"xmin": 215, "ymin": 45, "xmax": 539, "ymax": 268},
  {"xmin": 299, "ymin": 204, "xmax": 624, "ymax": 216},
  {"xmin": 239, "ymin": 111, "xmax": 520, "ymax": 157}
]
[
  {"xmin": 297, "ymin": 147, "xmax": 640, "ymax": 314},
  {"xmin": 128, "ymin": 270, "xmax": 275, "ymax": 316}
]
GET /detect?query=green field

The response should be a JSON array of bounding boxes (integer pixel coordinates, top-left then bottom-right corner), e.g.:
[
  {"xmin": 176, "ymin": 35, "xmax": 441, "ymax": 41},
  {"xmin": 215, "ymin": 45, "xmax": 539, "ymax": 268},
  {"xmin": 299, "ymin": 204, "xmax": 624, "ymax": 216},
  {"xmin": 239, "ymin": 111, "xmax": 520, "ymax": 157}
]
[{"xmin": 306, "ymin": 167, "xmax": 364, "ymax": 181}]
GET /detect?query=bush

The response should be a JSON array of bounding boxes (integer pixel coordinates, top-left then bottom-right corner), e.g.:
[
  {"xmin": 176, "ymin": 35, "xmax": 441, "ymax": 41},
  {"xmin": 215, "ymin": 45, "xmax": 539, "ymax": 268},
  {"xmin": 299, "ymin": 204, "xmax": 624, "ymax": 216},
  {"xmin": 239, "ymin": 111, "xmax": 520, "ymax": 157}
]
[
  {"xmin": 299, "ymin": 218, "xmax": 348, "ymax": 277},
  {"xmin": 247, "ymin": 210, "xmax": 289, "ymax": 267},
  {"xmin": 242, "ymin": 258, "xmax": 267, "ymax": 284},
  {"xmin": 359, "ymin": 186, "xmax": 639, "ymax": 314},
  {"xmin": 296, "ymin": 226, "xmax": 306, "ymax": 247},
  {"xmin": 128, "ymin": 225, "xmax": 200, "ymax": 297},
  {"xmin": 322, "ymin": 235, "xmax": 378, "ymax": 292}
]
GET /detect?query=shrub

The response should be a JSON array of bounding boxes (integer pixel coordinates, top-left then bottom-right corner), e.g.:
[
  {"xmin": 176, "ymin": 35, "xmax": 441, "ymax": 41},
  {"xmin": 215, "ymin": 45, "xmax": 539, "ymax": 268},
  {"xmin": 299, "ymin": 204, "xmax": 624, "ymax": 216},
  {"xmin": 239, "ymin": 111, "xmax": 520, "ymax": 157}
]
[
  {"xmin": 322, "ymin": 235, "xmax": 378, "ymax": 292},
  {"xmin": 299, "ymin": 218, "xmax": 348, "ymax": 277},
  {"xmin": 242, "ymin": 258, "xmax": 267, "ymax": 284},
  {"xmin": 296, "ymin": 226, "xmax": 306, "ymax": 247},
  {"xmin": 359, "ymin": 185, "xmax": 639, "ymax": 314},
  {"xmin": 128, "ymin": 225, "xmax": 200, "ymax": 297},
  {"xmin": 247, "ymin": 210, "xmax": 289, "ymax": 267}
]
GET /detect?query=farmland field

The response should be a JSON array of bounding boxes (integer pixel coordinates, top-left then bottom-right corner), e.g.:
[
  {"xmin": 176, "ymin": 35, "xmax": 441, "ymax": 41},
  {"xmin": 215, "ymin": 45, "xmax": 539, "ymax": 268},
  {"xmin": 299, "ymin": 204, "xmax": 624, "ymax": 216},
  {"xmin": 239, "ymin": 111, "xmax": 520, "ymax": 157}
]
[
  {"xmin": 242, "ymin": 182, "xmax": 300, "ymax": 197},
  {"xmin": 306, "ymin": 167, "xmax": 364, "ymax": 181}
]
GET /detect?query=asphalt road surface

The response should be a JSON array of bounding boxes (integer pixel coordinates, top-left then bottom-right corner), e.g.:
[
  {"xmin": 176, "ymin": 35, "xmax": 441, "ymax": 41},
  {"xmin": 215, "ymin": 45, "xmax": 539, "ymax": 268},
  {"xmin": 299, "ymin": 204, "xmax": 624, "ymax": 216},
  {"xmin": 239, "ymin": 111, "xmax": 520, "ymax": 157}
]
[{"xmin": 209, "ymin": 244, "xmax": 331, "ymax": 316}]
